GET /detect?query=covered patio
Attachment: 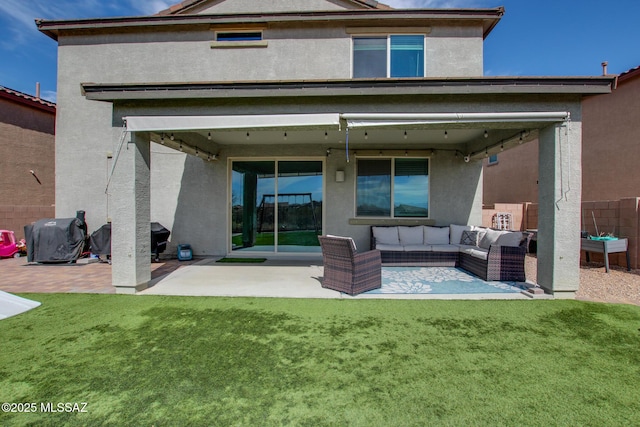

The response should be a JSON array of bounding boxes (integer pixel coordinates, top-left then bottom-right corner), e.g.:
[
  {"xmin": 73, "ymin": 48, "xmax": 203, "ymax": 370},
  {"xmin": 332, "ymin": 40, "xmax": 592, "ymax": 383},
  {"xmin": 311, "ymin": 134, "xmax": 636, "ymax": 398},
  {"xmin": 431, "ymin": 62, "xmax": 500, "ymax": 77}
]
[{"xmin": 83, "ymin": 77, "xmax": 614, "ymax": 296}]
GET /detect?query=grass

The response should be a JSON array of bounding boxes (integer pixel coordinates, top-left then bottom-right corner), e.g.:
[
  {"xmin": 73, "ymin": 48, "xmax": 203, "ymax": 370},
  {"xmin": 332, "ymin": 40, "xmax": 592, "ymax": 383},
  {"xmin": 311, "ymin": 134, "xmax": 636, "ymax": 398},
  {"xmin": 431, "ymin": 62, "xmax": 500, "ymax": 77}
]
[
  {"xmin": 1, "ymin": 295, "xmax": 640, "ymax": 426},
  {"xmin": 232, "ymin": 230, "xmax": 320, "ymax": 247}
]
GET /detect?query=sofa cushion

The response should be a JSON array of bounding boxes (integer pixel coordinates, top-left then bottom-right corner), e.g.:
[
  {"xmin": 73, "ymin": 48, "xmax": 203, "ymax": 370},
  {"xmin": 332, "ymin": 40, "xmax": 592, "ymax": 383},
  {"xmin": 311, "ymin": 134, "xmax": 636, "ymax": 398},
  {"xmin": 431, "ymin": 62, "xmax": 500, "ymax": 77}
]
[
  {"xmin": 460, "ymin": 246, "xmax": 489, "ymax": 260},
  {"xmin": 398, "ymin": 226, "xmax": 424, "ymax": 246},
  {"xmin": 460, "ymin": 230, "xmax": 481, "ymax": 246},
  {"xmin": 424, "ymin": 226, "xmax": 450, "ymax": 245},
  {"xmin": 372, "ymin": 226, "xmax": 400, "ymax": 245},
  {"xmin": 430, "ymin": 244, "xmax": 461, "ymax": 253},
  {"xmin": 495, "ymin": 231, "xmax": 524, "ymax": 247},
  {"xmin": 376, "ymin": 243, "xmax": 404, "ymax": 251},
  {"xmin": 449, "ymin": 224, "xmax": 473, "ymax": 245},
  {"xmin": 403, "ymin": 244, "xmax": 432, "ymax": 252},
  {"xmin": 479, "ymin": 229, "xmax": 506, "ymax": 250}
]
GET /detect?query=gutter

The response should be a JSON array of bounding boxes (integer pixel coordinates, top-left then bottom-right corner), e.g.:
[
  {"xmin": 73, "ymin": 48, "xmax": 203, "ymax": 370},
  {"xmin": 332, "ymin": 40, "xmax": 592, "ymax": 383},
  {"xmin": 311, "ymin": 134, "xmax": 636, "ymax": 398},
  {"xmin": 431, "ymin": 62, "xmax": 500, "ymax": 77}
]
[{"xmin": 36, "ymin": 8, "xmax": 504, "ymax": 41}]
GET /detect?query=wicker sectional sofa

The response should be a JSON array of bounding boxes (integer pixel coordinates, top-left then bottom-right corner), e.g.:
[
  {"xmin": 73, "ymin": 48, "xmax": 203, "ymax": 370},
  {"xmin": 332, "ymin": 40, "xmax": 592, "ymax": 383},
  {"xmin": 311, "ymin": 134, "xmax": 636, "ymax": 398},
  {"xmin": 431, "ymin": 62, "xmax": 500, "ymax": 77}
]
[{"xmin": 370, "ymin": 224, "xmax": 528, "ymax": 282}]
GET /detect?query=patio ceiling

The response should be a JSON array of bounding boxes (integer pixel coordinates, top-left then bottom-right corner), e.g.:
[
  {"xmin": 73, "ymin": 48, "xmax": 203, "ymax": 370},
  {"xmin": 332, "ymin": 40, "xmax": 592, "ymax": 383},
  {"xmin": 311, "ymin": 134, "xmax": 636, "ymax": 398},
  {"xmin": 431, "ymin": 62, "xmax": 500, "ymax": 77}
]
[{"xmin": 129, "ymin": 112, "xmax": 556, "ymax": 161}]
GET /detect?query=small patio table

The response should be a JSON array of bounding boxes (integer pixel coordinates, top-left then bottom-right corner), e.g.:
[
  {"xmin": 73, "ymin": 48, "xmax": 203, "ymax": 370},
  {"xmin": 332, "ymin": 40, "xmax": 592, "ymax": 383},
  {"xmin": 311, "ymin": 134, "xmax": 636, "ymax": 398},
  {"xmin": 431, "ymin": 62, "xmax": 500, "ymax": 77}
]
[{"xmin": 581, "ymin": 238, "xmax": 630, "ymax": 273}]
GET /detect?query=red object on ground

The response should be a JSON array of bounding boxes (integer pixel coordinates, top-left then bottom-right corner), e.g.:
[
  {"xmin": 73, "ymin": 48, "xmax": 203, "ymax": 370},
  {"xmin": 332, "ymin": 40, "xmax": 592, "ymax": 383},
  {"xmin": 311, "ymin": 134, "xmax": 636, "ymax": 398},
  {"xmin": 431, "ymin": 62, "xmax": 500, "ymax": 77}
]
[{"xmin": 0, "ymin": 230, "xmax": 20, "ymax": 258}]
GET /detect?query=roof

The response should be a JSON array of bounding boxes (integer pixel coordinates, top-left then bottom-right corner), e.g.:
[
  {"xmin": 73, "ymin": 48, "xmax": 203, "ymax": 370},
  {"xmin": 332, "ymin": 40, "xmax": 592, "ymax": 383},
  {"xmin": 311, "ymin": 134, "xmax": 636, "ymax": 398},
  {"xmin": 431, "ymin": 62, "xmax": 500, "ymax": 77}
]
[
  {"xmin": 36, "ymin": 8, "xmax": 504, "ymax": 41},
  {"xmin": 0, "ymin": 86, "xmax": 56, "ymax": 113},
  {"xmin": 81, "ymin": 76, "xmax": 615, "ymax": 102},
  {"xmin": 618, "ymin": 65, "xmax": 640, "ymax": 84},
  {"xmin": 156, "ymin": 0, "xmax": 392, "ymax": 15}
]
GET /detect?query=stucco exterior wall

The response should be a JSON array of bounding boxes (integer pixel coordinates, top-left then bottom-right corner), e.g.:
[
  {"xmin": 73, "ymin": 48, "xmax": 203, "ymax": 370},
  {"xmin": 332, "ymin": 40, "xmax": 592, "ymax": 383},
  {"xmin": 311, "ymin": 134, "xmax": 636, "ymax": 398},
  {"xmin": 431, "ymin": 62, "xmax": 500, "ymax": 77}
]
[
  {"xmin": 53, "ymin": 13, "xmax": 484, "ymax": 240},
  {"xmin": 582, "ymin": 74, "xmax": 640, "ymax": 201},
  {"xmin": 145, "ymin": 142, "xmax": 482, "ymax": 256},
  {"xmin": 0, "ymin": 96, "xmax": 55, "ymax": 238},
  {"xmin": 483, "ymin": 71, "xmax": 640, "ymax": 207},
  {"xmin": 482, "ymin": 138, "xmax": 539, "ymax": 205},
  {"xmin": 0, "ymin": 97, "xmax": 55, "ymax": 207}
]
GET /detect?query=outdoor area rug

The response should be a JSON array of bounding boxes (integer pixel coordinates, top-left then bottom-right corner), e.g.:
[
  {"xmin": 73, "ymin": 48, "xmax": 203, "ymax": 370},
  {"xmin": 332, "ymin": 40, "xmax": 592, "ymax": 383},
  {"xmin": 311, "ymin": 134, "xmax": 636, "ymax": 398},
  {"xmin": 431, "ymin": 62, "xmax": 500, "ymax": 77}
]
[{"xmin": 366, "ymin": 267, "xmax": 528, "ymax": 294}]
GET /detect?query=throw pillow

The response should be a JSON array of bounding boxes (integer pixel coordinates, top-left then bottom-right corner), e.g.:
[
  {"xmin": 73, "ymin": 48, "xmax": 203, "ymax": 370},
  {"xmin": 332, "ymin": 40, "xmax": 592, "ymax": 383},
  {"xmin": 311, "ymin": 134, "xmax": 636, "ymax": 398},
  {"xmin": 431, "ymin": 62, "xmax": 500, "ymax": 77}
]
[
  {"xmin": 449, "ymin": 224, "xmax": 472, "ymax": 245},
  {"xmin": 495, "ymin": 231, "xmax": 524, "ymax": 247},
  {"xmin": 479, "ymin": 229, "xmax": 506, "ymax": 250},
  {"xmin": 460, "ymin": 230, "xmax": 480, "ymax": 246}
]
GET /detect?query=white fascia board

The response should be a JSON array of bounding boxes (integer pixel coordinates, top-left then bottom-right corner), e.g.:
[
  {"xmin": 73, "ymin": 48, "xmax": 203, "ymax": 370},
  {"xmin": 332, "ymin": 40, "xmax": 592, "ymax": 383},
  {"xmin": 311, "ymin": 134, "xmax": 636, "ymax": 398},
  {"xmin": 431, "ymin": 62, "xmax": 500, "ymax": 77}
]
[
  {"xmin": 124, "ymin": 113, "xmax": 341, "ymax": 132},
  {"xmin": 342, "ymin": 112, "xmax": 570, "ymax": 128}
]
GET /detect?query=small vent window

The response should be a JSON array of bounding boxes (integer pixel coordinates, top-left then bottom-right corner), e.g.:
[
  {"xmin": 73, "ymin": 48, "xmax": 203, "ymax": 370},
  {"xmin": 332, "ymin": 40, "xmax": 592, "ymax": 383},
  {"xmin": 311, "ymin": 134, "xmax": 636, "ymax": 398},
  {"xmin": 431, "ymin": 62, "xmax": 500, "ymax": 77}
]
[{"xmin": 216, "ymin": 32, "xmax": 262, "ymax": 42}]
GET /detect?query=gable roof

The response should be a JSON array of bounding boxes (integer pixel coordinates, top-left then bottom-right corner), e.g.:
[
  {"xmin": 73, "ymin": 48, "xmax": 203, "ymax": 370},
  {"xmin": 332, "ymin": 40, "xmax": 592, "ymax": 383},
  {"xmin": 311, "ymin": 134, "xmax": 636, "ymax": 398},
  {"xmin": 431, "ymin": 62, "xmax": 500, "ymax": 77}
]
[
  {"xmin": 0, "ymin": 86, "xmax": 56, "ymax": 113},
  {"xmin": 156, "ymin": 0, "xmax": 391, "ymax": 15},
  {"xmin": 618, "ymin": 65, "xmax": 640, "ymax": 84}
]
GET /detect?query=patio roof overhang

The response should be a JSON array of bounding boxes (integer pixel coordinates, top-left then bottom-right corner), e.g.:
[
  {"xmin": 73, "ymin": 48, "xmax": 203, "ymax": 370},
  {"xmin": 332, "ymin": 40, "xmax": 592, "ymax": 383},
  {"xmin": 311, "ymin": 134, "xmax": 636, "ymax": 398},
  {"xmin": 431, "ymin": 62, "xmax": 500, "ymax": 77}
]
[
  {"xmin": 96, "ymin": 76, "xmax": 613, "ymax": 162},
  {"xmin": 82, "ymin": 77, "xmax": 614, "ymax": 101}
]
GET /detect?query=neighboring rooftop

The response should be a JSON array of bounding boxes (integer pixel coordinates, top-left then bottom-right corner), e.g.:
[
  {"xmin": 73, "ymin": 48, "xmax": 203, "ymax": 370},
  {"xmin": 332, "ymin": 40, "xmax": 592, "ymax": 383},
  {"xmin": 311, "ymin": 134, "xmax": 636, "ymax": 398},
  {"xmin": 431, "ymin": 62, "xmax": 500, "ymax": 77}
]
[
  {"xmin": 156, "ymin": 0, "xmax": 392, "ymax": 15},
  {"xmin": 618, "ymin": 65, "xmax": 640, "ymax": 84},
  {"xmin": 0, "ymin": 86, "xmax": 56, "ymax": 113}
]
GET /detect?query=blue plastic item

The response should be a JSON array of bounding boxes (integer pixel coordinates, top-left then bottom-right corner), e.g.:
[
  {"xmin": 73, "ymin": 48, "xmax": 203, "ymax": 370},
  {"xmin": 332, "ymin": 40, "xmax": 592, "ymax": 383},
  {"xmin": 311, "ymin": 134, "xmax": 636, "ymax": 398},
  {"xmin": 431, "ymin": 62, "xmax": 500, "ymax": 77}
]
[{"xmin": 177, "ymin": 244, "xmax": 193, "ymax": 261}]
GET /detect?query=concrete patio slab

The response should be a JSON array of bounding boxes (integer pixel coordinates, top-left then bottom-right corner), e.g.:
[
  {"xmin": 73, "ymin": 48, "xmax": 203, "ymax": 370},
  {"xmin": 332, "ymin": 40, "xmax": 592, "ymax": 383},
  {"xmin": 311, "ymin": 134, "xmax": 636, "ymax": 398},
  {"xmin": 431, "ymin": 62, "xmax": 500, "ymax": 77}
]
[{"xmin": 141, "ymin": 258, "xmax": 541, "ymax": 300}]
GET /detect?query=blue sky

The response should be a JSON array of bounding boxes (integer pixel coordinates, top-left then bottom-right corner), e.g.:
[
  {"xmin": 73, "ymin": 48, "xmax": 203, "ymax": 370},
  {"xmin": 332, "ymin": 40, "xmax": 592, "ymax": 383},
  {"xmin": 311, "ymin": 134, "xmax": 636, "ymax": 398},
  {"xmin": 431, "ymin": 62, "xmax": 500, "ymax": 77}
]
[{"xmin": 1, "ymin": 0, "xmax": 638, "ymax": 102}]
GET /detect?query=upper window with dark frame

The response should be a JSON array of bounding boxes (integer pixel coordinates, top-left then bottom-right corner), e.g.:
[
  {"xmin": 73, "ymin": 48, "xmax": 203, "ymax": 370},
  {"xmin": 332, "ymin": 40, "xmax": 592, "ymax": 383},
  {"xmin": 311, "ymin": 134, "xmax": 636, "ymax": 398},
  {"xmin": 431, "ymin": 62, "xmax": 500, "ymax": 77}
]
[
  {"xmin": 216, "ymin": 31, "xmax": 263, "ymax": 42},
  {"xmin": 353, "ymin": 35, "xmax": 425, "ymax": 78},
  {"xmin": 356, "ymin": 157, "xmax": 429, "ymax": 217}
]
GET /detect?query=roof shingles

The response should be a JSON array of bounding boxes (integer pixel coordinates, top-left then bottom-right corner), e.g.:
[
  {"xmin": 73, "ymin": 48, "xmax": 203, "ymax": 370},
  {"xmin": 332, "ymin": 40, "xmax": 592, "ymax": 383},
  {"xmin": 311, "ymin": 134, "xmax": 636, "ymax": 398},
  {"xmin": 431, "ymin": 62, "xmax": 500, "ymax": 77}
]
[
  {"xmin": 0, "ymin": 86, "xmax": 56, "ymax": 112},
  {"xmin": 156, "ymin": 0, "xmax": 391, "ymax": 16}
]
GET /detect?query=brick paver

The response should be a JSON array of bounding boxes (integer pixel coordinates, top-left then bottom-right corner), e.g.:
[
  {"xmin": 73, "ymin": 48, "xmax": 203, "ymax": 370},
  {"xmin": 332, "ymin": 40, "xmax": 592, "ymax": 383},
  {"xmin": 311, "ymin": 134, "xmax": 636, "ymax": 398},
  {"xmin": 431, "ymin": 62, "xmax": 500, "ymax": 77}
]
[{"xmin": 0, "ymin": 256, "xmax": 198, "ymax": 294}]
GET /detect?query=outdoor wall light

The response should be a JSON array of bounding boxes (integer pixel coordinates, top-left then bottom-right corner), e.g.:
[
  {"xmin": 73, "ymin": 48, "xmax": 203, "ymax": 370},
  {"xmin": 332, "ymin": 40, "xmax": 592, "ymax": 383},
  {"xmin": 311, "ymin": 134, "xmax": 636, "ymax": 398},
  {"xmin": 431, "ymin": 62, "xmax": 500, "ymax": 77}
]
[
  {"xmin": 324, "ymin": 131, "xmax": 328, "ymax": 140},
  {"xmin": 284, "ymin": 132, "xmax": 287, "ymax": 141},
  {"xmin": 246, "ymin": 132, "xmax": 250, "ymax": 140},
  {"xmin": 484, "ymin": 130, "xmax": 488, "ymax": 138},
  {"xmin": 404, "ymin": 131, "xmax": 408, "ymax": 139},
  {"xmin": 208, "ymin": 132, "xmax": 212, "ymax": 140},
  {"xmin": 160, "ymin": 133, "xmax": 165, "ymax": 144},
  {"xmin": 335, "ymin": 170, "xmax": 345, "ymax": 182},
  {"xmin": 444, "ymin": 130, "xmax": 448, "ymax": 139},
  {"xmin": 464, "ymin": 155, "xmax": 470, "ymax": 163},
  {"xmin": 170, "ymin": 133, "xmax": 175, "ymax": 141},
  {"xmin": 364, "ymin": 131, "xmax": 368, "ymax": 140}
]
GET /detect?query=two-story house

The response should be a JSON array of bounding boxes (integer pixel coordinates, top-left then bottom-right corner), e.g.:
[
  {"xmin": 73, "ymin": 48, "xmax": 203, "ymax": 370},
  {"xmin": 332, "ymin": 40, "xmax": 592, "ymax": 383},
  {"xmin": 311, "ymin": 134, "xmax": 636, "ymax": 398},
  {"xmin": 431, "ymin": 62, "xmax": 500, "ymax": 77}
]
[{"xmin": 37, "ymin": 0, "xmax": 614, "ymax": 296}]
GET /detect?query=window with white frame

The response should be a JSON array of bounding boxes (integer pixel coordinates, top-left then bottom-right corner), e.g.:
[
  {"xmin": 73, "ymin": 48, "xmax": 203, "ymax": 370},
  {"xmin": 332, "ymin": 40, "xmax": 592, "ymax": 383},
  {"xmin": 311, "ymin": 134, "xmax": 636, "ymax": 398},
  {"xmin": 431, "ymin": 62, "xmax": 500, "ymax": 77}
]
[
  {"xmin": 352, "ymin": 35, "xmax": 425, "ymax": 78},
  {"xmin": 356, "ymin": 158, "xmax": 429, "ymax": 217}
]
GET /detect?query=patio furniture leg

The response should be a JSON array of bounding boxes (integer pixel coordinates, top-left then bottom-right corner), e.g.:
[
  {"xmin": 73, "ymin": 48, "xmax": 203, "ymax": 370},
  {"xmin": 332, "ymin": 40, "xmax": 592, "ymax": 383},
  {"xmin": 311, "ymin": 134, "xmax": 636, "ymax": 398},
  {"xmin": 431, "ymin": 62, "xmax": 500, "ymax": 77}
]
[
  {"xmin": 604, "ymin": 247, "xmax": 610, "ymax": 273},
  {"xmin": 626, "ymin": 250, "xmax": 631, "ymax": 271}
]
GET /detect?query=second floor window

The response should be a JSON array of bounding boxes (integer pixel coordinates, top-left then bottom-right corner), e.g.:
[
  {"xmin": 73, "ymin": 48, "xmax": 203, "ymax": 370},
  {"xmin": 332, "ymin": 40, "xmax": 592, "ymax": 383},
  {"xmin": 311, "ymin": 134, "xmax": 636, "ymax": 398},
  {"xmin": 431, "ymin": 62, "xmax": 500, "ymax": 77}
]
[
  {"xmin": 216, "ymin": 31, "xmax": 262, "ymax": 42},
  {"xmin": 353, "ymin": 35, "xmax": 425, "ymax": 78}
]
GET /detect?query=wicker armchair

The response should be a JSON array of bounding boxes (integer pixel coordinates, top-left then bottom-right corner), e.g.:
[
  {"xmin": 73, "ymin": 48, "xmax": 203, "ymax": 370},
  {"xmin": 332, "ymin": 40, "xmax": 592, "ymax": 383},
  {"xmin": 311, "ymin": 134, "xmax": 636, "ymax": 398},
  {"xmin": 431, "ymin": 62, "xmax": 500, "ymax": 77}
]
[{"xmin": 318, "ymin": 235, "xmax": 381, "ymax": 295}]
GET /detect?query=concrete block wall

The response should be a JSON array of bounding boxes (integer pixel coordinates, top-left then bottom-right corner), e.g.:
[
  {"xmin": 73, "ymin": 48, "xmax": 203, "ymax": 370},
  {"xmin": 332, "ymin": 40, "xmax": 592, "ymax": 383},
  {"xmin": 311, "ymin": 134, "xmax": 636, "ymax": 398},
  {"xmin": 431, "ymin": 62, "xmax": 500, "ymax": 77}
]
[
  {"xmin": 481, "ymin": 203, "xmax": 526, "ymax": 231},
  {"xmin": 486, "ymin": 198, "xmax": 639, "ymax": 269},
  {"xmin": 0, "ymin": 205, "xmax": 55, "ymax": 240}
]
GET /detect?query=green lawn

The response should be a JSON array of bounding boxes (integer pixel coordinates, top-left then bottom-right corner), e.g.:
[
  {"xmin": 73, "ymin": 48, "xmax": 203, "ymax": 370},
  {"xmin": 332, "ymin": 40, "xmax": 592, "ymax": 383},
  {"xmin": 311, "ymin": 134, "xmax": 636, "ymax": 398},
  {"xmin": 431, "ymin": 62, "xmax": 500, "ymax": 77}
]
[
  {"xmin": 232, "ymin": 230, "xmax": 320, "ymax": 248},
  {"xmin": 1, "ymin": 295, "xmax": 639, "ymax": 426}
]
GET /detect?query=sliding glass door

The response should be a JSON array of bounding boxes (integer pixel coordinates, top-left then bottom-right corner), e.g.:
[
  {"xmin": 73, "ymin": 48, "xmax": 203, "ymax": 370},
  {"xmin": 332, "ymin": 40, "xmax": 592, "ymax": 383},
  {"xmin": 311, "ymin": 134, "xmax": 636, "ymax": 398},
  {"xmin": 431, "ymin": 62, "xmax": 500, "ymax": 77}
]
[{"xmin": 231, "ymin": 160, "xmax": 323, "ymax": 253}]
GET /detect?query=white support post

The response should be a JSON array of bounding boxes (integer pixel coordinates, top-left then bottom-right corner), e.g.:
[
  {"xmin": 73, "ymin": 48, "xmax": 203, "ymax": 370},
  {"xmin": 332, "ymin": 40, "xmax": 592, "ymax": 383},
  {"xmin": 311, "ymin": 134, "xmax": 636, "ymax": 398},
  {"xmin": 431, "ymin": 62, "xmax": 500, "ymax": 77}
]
[
  {"xmin": 537, "ymin": 121, "xmax": 582, "ymax": 297},
  {"xmin": 111, "ymin": 131, "xmax": 151, "ymax": 294}
]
